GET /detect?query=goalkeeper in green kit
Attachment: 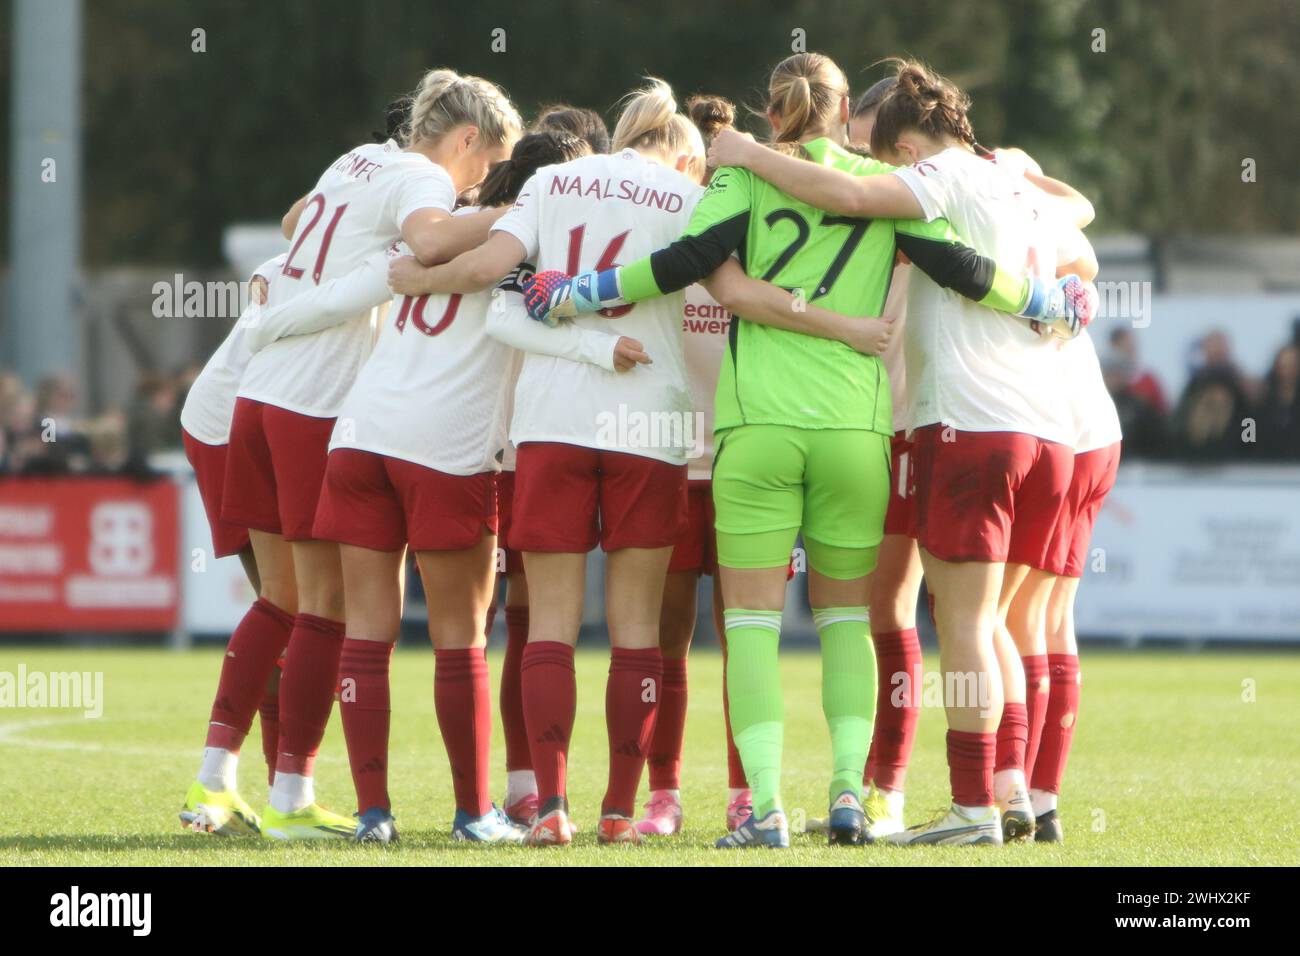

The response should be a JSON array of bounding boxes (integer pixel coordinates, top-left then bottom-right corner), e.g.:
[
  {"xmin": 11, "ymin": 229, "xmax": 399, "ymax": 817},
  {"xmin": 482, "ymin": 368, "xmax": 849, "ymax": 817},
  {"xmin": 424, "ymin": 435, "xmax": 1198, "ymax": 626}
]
[{"xmin": 524, "ymin": 53, "xmax": 1090, "ymax": 848}]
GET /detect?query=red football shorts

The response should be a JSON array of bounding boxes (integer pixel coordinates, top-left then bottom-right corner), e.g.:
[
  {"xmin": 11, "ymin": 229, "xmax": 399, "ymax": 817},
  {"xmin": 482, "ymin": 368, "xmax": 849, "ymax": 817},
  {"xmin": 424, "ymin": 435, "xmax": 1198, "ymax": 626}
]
[
  {"xmin": 313, "ymin": 447, "xmax": 497, "ymax": 552},
  {"xmin": 221, "ymin": 398, "xmax": 336, "ymax": 541},
  {"xmin": 510, "ymin": 442, "xmax": 687, "ymax": 553},
  {"xmin": 495, "ymin": 470, "xmax": 523, "ymax": 575},
  {"xmin": 182, "ymin": 429, "xmax": 250, "ymax": 559},
  {"xmin": 910, "ymin": 424, "xmax": 1073, "ymax": 567},
  {"xmin": 1048, "ymin": 441, "xmax": 1121, "ymax": 578},
  {"xmin": 668, "ymin": 480, "xmax": 717, "ymax": 575},
  {"xmin": 882, "ymin": 431, "xmax": 915, "ymax": 537}
]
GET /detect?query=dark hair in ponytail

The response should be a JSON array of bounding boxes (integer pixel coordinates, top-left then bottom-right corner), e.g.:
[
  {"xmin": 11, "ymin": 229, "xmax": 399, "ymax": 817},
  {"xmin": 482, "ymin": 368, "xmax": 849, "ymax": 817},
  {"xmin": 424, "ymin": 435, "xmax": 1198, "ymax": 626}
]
[
  {"xmin": 852, "ymin": 77, "xmax": 896, "ymax": 119},
  {"xmin": 869, "ymin": 59, "xmax": 977, "ymax": 158},
  {"xmin": 373, "ymin": 94, "xmax": 414, "ymax": 144},
  {"xmin": 532, "ymin": 104, "xmax": 612, "ymax": 154},
  {"xmin": 686, "ymin": 93, "xmax": 736, "ymax": 145},
  {"xmin": 476, "ymin": 130, "xmax": 590, "ymax": 208}
]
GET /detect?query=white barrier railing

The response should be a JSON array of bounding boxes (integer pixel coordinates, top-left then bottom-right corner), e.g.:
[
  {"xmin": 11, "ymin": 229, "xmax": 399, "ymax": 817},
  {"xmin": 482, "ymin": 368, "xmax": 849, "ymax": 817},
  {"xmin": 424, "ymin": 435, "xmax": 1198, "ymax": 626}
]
[
  {"xmin": 1074, "ymin": 463, "xmax": 1300, "ymax": 641},
  {"xmin": 174, "ymin": 463, "xmax": 1300, "ymax": 645}
]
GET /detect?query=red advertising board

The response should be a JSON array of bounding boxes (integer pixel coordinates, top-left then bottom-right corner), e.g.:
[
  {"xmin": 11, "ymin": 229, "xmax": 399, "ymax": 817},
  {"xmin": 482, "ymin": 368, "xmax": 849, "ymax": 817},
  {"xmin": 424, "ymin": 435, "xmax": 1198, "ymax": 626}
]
[{"xmin": 0, "ymin": 478, "xmax": 180, "ymax": 631}]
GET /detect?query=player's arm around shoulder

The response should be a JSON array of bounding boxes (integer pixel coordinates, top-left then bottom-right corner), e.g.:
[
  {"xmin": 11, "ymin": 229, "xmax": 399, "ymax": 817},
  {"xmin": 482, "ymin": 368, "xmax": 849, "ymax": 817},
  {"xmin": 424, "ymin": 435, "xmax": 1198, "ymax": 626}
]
[
  {"xmin": 893, "ymin": 216, "xmax": 1030, "ymax": 315},
  {"xmin": 701, "ymin": 258, "xmax": 892, "ymax": 356},
  {"xmin": 707, "ymin": 128, "xmax": 919, "ymax": 219}
]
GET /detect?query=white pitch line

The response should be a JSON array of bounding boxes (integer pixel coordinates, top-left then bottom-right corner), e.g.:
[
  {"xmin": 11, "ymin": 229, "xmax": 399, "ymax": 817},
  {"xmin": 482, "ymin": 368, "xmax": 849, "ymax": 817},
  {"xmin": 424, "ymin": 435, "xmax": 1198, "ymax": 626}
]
[
  {"xmin": 0, "ymin": 715, "xmax": 346, "ymax": 763},
  {"xmin": 0, "ymin": 715, "xmax": 194, "ymax": 757}
]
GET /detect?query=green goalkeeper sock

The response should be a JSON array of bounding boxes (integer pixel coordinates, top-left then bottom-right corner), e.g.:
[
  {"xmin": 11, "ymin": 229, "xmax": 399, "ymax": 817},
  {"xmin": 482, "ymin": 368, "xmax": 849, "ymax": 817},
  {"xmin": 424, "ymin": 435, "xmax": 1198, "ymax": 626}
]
[
  {"xmin": 723, "ymin": 608, "xmax": 784, "ymax": 819},
  {"xmin": 814, "ymin": 606, "xmax": 876, "ymax": 804}
]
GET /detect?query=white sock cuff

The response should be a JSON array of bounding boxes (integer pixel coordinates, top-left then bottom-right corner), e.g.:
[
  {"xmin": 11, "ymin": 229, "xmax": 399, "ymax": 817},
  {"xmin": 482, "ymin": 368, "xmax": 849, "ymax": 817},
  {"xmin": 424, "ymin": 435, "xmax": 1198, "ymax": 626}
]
[
  {"xmin": 723, "ymin": 609, "xmax": 782, "ymax": 634},
  {"xmin": 811, "ymin": 606, "xmax": 869, "ymax": 631}
]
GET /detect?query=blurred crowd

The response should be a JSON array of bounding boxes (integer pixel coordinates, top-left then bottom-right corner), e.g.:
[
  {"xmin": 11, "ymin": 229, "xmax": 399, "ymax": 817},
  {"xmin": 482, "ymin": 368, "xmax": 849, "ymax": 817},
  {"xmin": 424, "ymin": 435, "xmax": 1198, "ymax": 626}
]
[
  {"xmin": 0, "ymin": 366, "xmax": 200, "ymax": 477},
  {"xmin": 1, "ymin": 323, "xmax": 1298, "ymax": 476},
  {"xmin": 1104, "ymin": 323, "xmax": 1300, "ymax": 462}
]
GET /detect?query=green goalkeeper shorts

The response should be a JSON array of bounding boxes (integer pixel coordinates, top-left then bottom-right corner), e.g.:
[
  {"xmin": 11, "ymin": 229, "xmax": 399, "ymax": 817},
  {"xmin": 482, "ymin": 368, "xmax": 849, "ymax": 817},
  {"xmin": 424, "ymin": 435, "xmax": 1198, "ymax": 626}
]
[{"xmin": 712, "ymin": 424, "xmax": 892, "ymax": 577}]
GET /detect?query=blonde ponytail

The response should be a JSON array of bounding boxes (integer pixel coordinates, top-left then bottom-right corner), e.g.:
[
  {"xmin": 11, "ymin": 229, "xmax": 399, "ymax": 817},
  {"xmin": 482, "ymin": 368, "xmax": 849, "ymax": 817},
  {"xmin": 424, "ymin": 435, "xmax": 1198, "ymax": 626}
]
[
  {"xmin": 764, "ymin": 53, "xmax": 849, "ymax": 155},
  {"xmin": 407, "ymin": 67, "xmax": 522, "ymax": 149},
  {"xmin": 611, "ymin": 77, "xmax": 704, "ymax": 161}
]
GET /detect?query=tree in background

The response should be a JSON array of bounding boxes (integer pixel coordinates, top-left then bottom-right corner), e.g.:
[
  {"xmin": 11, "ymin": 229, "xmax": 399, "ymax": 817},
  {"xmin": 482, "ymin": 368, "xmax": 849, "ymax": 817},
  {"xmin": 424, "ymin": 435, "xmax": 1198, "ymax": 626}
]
[{"xmin": 2, "ymin": 0, "xmax": 1293, "ymax": 266}]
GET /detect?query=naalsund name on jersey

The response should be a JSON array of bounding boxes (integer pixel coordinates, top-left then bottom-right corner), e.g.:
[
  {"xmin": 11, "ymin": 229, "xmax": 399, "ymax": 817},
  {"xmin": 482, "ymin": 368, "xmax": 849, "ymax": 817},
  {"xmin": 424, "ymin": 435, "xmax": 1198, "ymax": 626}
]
[{"xmin": 548, "ymin": 174, "xmax": 686, "ymax": 212}]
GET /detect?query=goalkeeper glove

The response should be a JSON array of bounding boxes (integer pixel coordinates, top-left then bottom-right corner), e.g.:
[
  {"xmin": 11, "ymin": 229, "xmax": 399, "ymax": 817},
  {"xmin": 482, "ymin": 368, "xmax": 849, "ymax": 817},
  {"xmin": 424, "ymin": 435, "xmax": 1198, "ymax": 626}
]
[
  {"xmin": 523, "ymin": 268, "xmax": 623, "ymax": 326},
  {"xmin": 1019, "ymin": 274, "xmax": 1096, "ymax": 340}
]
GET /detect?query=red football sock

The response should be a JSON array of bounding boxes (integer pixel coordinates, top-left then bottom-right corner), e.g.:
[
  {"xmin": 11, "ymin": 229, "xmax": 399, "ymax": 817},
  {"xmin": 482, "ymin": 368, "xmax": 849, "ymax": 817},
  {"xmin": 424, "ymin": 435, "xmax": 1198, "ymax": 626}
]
[
  {"xmin": 864, "ymin": 627, "xmax": 921, "ymax": 791},
  {"xmin": 338, "ymin": 638, "xmax": 394, "ymax": 813},
  {"xmin": 647, "ymin": 656, "xmax": 687, "ymax": 791},
  {"xmin": 1031, "ymin": 653, "xmax": 1081, "ymax": 795},
  {"xmin": 602, "ymin": 647, "xmax": 663, "ymax": 816},
  {"xmin": 995, "ymin": 702, "xmax": 1029, "ymax": 773},
  {"xmin": 718, "ymin": 628, "xmax": 748, "ymax": 789},
  {"xmin": 521, "ymin": 641, "xmax": 576, "ymax": 806},
  {"xmin": 275, "ymin": 613, "xmax": 345, "ymax": 776},
  {"xmin": 948, "ymin": 730, "xmax": 995, "ymax": 807},
  {"xmin": 205, "ymin": 598, "xmax": 294, "ymax": 752},
  {"xmin": 1021, "ymin": 654, "xmax": 1051, "ymax": 785},
  {"xmin": 499, "ymin": 606, "xmax": 531, "ymax": 772},
  {"xmin": 434, "ymin": 646, "xmax": 493, "ymax": 817},
  {"xmin": 257, "ymin": 692, "xmax": 279, "ymax": 787}
]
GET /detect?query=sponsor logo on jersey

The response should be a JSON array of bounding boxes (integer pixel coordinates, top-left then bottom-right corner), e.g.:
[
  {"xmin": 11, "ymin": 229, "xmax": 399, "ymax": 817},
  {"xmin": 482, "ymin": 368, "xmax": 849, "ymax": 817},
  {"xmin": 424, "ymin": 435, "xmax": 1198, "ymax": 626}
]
[{"xmin": 682, "ymin": 300, "xmax": 731, "ymax": 335}]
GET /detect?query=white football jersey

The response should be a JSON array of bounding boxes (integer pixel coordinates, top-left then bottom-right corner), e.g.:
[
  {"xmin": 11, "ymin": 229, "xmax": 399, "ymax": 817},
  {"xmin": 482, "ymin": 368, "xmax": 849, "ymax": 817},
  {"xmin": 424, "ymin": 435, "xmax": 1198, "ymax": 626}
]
[
  {"xmin": 329, "ymin": 228, "xmax": 513, "ymax": 475},
  {"xmin": 894, "ymin": 147, "xmax": 1075, "ymax": 445},
  {"xmin": 1062, "ymin": 329, "xmax": 1123, "ymax": 453},
  {"xmin": 238, "ymin": 141, "xmax": 457, "ymax": 417},
  {"xmin": 681, "ymin": 284, "xmax": 728, "ymax": 479},
  {"xmin": 492, "ymin": 149, "xmax": 700, "ymax": 465},
  {"xmin": 180, "ymin": 254, "xmax": 286, "ymax": 445}
]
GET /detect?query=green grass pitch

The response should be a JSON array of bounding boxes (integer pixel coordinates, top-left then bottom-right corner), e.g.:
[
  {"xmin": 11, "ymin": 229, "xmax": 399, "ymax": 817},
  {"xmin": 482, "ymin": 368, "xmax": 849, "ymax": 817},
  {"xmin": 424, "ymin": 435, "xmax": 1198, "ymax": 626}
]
[{"xmin": 0, "ymin": 645, "xmax": 1296, "ymax": 866}]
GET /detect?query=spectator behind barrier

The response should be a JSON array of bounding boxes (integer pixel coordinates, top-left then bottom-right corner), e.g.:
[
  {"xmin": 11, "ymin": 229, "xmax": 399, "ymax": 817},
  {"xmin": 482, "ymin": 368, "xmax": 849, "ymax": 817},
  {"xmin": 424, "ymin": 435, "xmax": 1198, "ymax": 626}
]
[
  {"xmin": 1109, "ymin": 328, "xmax": 1170, "ymax": 415},
  {"xmin": 1257, "ymin": 344, "xmax": 1300, "ymax": 461},
  {"xmin": 1102, "ymin": 348, "xmax": 1169, "ymax": 458}
]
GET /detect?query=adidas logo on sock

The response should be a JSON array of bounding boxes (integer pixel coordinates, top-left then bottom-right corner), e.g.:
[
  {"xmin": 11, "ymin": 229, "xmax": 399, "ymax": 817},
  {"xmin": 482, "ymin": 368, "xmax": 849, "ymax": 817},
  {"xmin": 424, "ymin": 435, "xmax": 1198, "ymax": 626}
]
[{"xmin": 536, "ymin": 724, "xmax": 568, "ymax": 744}]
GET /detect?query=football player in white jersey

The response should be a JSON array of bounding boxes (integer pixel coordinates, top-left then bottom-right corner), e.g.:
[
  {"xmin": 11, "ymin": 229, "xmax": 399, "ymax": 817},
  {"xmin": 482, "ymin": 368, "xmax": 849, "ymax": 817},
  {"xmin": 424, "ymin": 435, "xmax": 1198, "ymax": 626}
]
[
  {"xmin": 391, "ymin": 80, "xmax": 706, "ymax": 847},
  {"xmin": 487, "ymin": 106, "xmax": 614, "ymax": 828},
  {"xmin": 1028, "ymin": 325, "xmax": 1121, "ymax": 844},
  {"xmin": 388, "ymin": 78, "xmax": 888, "ymax": 846},
  {"xmin": 983, "ymin": 173, "xmax": 1118, "ymax": 842},
  {"xmin": 707, "ymin": 58, "xmax": 1097, "ymax": 845},
  {"xmin": 202, "ymin": 68, "xmax": 520, "ymax": 841},
  {"xmin": 309, "ymin": 130, "xmax": 591, "ymax": 845},
  {"xmin": 179, "ymin": 97, "xmax": 423, "ymax": 834},
  {"xmin": 177, "ymin": 255, "xmax": 284, "ymax": 828}
]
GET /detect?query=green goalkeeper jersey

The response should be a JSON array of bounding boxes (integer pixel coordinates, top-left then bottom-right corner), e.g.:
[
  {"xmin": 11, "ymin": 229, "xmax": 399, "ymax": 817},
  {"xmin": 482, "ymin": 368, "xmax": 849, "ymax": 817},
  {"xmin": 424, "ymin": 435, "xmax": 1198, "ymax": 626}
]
[{"xmin": 615, "ymin": 137, "xmax": 1031, "ymax": 434}]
